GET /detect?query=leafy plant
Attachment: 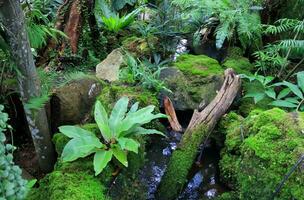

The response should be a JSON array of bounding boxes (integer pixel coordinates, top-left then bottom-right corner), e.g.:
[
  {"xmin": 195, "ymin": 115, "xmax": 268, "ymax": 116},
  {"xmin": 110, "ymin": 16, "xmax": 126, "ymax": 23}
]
[
  {"xmin": 241, "ymin": 74, "xmax": 275, "ymax": 104},
  {"xmin": 59, "ymin": 97, "xmax": 167, "ymax": 175},
  {"xmin": 172, "ymin": 0, "xmax": 262, "ymax": 49},
  {"xmin": 262, "ymin": 18, "xmax": 304, "ymax": 79},
  {"xmin": 95, "ymin": 0, "xmax": 141, "ymax": 33},
  {"xmin": 24, "ymin": 7, "xmax": 66, "ymax": 49},
  {"xmin": 120, "ymin": 53, "xmax": 170, "ymax": 92},
  {"xmin": 0, "ymin": 105, "xmax": 28, "ymax": 199},
  {"xmin": 242, "ymin": 72, "xmax": 304, "ymax": 111}
]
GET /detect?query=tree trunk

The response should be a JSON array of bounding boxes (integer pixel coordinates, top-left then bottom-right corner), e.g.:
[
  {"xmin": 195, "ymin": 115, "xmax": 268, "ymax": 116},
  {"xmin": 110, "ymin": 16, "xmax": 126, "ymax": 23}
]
[
  {"xmin": 0, "ymin": 0, "xmax": 55, "ymax": 172},
  {"xmin": 157, "ymin": 69, "xmax": 241, "ymax": 200}
]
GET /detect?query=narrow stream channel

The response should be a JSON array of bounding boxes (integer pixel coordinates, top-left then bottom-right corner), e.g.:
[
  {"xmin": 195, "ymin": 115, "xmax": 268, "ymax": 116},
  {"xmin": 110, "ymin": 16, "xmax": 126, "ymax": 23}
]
[{"xmin": 140, "ymin": 129, "xmax": 227, "ymax": 200}]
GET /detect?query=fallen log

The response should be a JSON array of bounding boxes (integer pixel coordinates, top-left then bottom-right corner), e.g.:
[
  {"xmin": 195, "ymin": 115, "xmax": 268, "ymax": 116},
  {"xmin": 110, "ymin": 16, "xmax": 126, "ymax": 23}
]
[
  {"xmin": 157, "ymin": 68, "xmax": 241, "ymax": 200},
  {"xmin": 164, "ymin": 96, "xmax": 183, "ymax": 132}
]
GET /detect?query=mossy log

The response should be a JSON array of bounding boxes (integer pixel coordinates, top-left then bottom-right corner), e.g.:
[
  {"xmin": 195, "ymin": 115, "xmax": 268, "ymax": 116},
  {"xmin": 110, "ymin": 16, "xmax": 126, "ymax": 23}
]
[{"xmin": 157, "ymin": 69, "xmax": 241, "ymax": 200}]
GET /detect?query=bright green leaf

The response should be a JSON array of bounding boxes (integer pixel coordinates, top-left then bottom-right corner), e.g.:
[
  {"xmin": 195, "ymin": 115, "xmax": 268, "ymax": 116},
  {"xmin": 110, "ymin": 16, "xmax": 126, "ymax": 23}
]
[
  {"xmin": 270, "ymin": 100, "xmax": 298, "ymax": 108},
  {"xmin": 62, "ymin": 136, "xmax": 103, "ymax": 162},
  {"xmin": 277, "ymin": 88, "xmax": 291, "ymax": 99},
  {"xmin": 118, "ymin": 138, "xmax": 140, "ymax": 153},
  {"xmin": 109, "ymin": 97, "xmax": 129, "ymax": 137},
  {"xmin": 94, "ymin": 101, "xmax": 111, "ymax": 141},
  {"xmin": 59, "ymin": 126, "xmax": 93, "ymax": 138},
  {"xmin": 297, "ymin": 71, "xmax": 304, "ymax": 93},
  {"xmin": 112, "ymin": 146, "xmax": 128, "ymax": 167},
  {"xmin": 93, "ymin": 150, "xmax": 113, "ymax": 176}
]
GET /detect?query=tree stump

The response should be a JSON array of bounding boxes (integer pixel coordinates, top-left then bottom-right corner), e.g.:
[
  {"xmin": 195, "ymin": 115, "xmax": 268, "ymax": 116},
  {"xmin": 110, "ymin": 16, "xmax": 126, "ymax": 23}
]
[{"xmin": 157, "ymin": 69, "xmax": 241, "ymax": 200}]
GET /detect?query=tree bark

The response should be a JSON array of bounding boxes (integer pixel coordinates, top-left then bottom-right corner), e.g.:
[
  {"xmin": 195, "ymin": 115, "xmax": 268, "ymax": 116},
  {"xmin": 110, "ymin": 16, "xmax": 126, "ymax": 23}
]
[
  {"xmin": 157, "ymin": 69, "xmax": 241, "ymax": 200},
  {"xmin": 0, "ymin": 0, "xmax": 55, "ymax": 172},
  {"xmin": 164, "ymin": 96, "xmax": 182, "ymax": 132}
]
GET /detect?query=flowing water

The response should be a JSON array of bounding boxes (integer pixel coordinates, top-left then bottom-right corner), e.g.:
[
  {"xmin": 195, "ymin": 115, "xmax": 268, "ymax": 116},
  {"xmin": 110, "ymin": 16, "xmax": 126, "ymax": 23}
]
[{"xmin": 140, "ymin": 130, "xmax": 227, "ymax": 200}]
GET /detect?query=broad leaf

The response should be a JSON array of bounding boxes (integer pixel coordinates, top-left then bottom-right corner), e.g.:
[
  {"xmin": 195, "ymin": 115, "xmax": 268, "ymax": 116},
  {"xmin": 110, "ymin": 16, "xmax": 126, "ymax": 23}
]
[
  {"xmin": 245, "ymin": 92, "xmax": 265, "ymax": 104},
  {"xmin": 118, "ymin": 138, "xmax": 140, "ymax": 153},
  {"xmin": 277, "ymin": 88, "xmax": 291, "ymax": 99},
  {"xmin": 118, "ymin": 106, "xmax": 167, "ymax": 134},
  {"xmin": 282, "ymin": 81, "xmax": 303, "ymax": 99},
  {"xmin": 112, "ymin": 146, "xmax": 128, "ymax": 167},
  {"xmin": 62, "ymin": 136, "xmax": 103, "ymax": 162},
  {"xmin": 93, "ymin": 150, "xmax": 113, "ymax": 176},
  {"xmin": 265, "ymin": 89, "xmax": 276, "ymax": 99},
  {"xmin": 128, "ymin": 102, "xmax": 139, "ymax": 114},
  {"xmin": 270, "ymin": 100, "xmax": 298, "ymax": 108},
  {"xmin": 126, "ymin": 127, "xmax": 167, "ymax": 137},
  {"xmin": 94, "ymin": 101, "xmax": 111, "ymax": 142},
  {"xmin": 297, "ymin": 71, "xmax": 304, "ymax": 93},
  {"xmin": 59, "ymin": 126, "xmax": 93, "ymax": 138},
  {"xmin": 109, "ymin": 97, "xmax": 129, "ymax": 137},
  {"xmin": 284, "ymin": 97, "xmax": 300, "ymax": 104}
]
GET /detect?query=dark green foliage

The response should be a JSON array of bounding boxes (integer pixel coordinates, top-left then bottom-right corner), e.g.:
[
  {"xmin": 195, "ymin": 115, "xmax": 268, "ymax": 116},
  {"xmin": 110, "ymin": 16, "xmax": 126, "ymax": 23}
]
[
  {"xmin": 219, "ymin": 109, "xmax": 304, "ymax": 200},
  {"xmin": 173, "ymin": 0, "xmax": 262, "ymax": 50}
]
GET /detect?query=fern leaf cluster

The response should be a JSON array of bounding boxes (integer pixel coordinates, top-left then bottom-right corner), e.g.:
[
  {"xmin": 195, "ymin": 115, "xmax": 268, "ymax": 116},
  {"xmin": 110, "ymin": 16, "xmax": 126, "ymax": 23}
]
[{"xmin": 173, "ymin": 0, "xmax": 262, "ymax": 49}]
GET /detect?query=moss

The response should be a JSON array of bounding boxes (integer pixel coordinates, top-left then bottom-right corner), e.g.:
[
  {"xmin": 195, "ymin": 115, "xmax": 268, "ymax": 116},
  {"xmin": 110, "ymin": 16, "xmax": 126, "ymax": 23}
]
[
  {"xmin": 97, "ymin": 84, "xmax": 159, "ymax": 113},
  {"xmin": 222, "ymin": 47, "xmax": 253, "ymax": 75},
  {"xmin": 215, "ymin": 192, "xmax": 239, "ymax": 200},
  {"xmin": 27, "ymin": 171, "xmax": 110, "ymax": 200},
  {"xmin": 157, "ymin": 125, "xmax": 208, "ymax": 200},
  {"xmin": 219, "ymin": 109, "xmax": 304, "ymax": 200},
  {"xmin": 174, "ymin": 54, "xmax": 223, "ymax": 78}
]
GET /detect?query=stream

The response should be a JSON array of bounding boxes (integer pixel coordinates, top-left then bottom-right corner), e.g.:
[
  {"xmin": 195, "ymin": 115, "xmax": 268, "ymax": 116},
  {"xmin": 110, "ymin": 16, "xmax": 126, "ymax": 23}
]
[{"xmin": 140, "ymin": 129, "xmax": 227, "ymax": 200}]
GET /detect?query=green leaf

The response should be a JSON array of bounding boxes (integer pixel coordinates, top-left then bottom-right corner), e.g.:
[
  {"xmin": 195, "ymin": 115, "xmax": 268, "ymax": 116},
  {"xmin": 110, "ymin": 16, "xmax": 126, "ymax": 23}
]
[
  {"xmin": 265, "ymin": 89, "xmax": 276, "ymax": 99},
  {"xmin": 27, "ymin": 179, "xmax": 37, "ymax": 189},
  {"xmin": 282, "ymin": 81, "xmax": 303, "ymax": 99},
  {"xmin": 62, "ymin": 136, "xmax": 103, "ymax": 162},
  {"xmin": 112, "ymin": 146, "xmax": 128, "ymax": 167},
  {"xmin": 94, "ymin": 101, "xmax": 111, "ymax": 142},
  {"xmin": 118, "ymin": 138, "xmax": 140, "ymax": 153},
  {"xmin": 297, "ymin": 71, "xmax": 304, "ymax": 93},
  {"xmin": 264, "ymin": 76, "xmax": 275, "ymax": 85},
  {"xmin": 277, "ymin": 88, "xmax": 291, "ymax": 99},
  {"xmin": 245, "ymin": 92, "xmax": 266, "ymax": 104},
  {"xmin": 284, "ymin": 97, "xmax": 300, "ymax": 104},
  {"xmin": 118, "ymin": 106, "xmax": 167, "ymax": 134},
  {"xmin": 59, "ymin": 126, "xmax": 93, "ymax": 138},
  {"xmin": 127, "ymin": 127, "xmax": 166, "ymax": 137},
  {"xmin": 93, "ymin": 150, "xmax": 113, "ymax": 176},
  {"xmin": 270, "ymin": 100, "xmax": 298, "ymax": 108},
  {"xmin": 128, "ymin": 102, "xmax": 139, "ymax": 113},
  {"xmin": 109, "ymin": 97, "xmax": 129, "ymax": 137}
]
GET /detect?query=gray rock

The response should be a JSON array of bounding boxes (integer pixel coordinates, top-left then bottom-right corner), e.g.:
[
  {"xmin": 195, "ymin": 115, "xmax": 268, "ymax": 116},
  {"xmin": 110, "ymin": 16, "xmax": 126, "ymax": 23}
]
[
  {"xmin": 51, "ymin": 79, "xmax": 101, "ymax": 126},
  {"xmin": 96, "ymin": 48, "xmax": 124, "ymax": 82}
]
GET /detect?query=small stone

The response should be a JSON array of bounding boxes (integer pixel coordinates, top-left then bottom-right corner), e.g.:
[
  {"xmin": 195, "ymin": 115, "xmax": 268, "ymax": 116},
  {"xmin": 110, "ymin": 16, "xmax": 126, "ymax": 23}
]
[{"xmin": 96, "ymin": 49, "xmax": 124, "ymax": 82}]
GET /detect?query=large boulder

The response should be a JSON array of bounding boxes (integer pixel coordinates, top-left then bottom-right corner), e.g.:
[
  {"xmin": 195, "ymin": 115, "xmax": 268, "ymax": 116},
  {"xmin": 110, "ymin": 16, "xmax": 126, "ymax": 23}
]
[
  {"xmin": 51, "ymin": 78, "xmax": 101, "ymax": 126},
  {"xmin": 96, "ymin": 48, "xmax": 124, "ymax": 82},
  {"xmin": 160, "ymin": 54, "xmax": 224, "ymax": 111},
  {"xmin": 217, "ymin": 109, "xmax": 304, "ymax": 200}
]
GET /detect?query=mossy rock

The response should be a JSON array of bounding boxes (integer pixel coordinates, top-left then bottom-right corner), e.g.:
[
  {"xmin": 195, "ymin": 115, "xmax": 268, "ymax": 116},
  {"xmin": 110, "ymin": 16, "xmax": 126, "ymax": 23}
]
[
  {"xmin": 122, "ymin": 36, "xmax": 158, "ymax": 57},
  {"xmin": 27, "ymin": 171, "xmax": 110, "ymax": 200},
  {"xmin": 222, "ymin": 47, "xmax": 253, "ymax": 75},
  {"xmin": 160, "ymin": 54, "xmax": 224, "ymax": 111},
  {"xmin": 219, "ymin": 108, "xmax": 304, "ymax": 200},
  {"xmin": 174, "ymin": 54, "xmax": 223, "ymax": 77},
  {"xmin": 97, "ymin": 84, "xmax": 159, "ymax": 112}
]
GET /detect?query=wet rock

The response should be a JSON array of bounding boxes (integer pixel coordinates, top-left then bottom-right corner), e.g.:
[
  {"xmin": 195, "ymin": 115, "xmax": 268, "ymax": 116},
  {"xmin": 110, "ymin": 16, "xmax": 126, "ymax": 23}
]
[
  {"xmin": 160, "ymin": 54, "xmax": 224, "ymax": 111},
  {"xmin": 96, "ymin": 48, "xmax": 124, "ymax": 82},
  {"xmin": 51, "ymin": 78, "xmax": 101, "ymax": 126}
]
